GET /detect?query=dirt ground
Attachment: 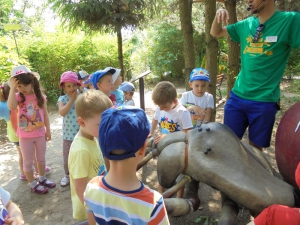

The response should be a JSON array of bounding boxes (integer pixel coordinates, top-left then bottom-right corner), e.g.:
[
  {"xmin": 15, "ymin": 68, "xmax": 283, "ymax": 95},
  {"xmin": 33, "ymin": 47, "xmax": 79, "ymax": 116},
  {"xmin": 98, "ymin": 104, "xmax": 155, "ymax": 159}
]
[{"xmin": 0, "ymin": 79, "xmax": 299, "ymax": 225}]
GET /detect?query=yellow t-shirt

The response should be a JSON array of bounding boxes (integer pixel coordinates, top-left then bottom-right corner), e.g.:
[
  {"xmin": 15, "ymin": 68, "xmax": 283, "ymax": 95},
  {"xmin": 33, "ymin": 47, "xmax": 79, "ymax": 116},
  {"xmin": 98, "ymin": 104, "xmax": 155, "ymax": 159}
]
[
  {"xmin": 68, "ymin": 134, "xmax": 106, "ymax": 221},
  {"xmin": 7, "ymin": 121, "xmax": 19, "ymax": 143}
]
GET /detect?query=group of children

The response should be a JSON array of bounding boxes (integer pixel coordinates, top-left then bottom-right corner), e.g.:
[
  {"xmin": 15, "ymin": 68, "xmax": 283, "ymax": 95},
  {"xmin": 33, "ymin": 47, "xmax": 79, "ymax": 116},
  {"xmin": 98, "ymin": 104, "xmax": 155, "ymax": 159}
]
[
  {"xmin": 2, "ymin": 65, "xmax": 298, "ymax": 224},
  {"xmin": 0, "ymin": 65, "xmax": 213, "ymax": 223}
]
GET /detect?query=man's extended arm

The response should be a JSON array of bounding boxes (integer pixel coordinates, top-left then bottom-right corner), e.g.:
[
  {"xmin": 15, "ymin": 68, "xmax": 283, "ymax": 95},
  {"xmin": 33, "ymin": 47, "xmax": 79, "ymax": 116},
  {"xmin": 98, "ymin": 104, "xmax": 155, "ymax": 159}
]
[{"xmin": 210, "ymin": 9, "xmax": 230, "ymax": 37}]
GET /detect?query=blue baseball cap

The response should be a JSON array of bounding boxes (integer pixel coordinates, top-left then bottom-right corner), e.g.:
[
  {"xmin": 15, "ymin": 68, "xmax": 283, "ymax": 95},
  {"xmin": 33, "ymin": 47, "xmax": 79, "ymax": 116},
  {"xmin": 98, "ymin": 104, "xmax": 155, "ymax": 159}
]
[
  {"xmin": 99, "ymin": 106, "xmax": 150, "ymax": 160},
  {"xmin": 119, "ymin": 82, "xmax": 135, "ymax": 92},
  {"xmin": 189, "ymin": 68, "xmax": 210, "ymax": 82},
  {"xmin": 91, "ymin": 68, "xmax": 116, "ymax": 90}
]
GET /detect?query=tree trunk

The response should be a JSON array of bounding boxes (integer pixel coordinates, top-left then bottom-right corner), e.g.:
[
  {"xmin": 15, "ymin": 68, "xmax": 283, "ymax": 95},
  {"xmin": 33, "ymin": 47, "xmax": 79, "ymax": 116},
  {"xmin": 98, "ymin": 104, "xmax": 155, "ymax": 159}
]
[
  {"xmin": 116, "ymin": 26, "xmax": 125, "ymax": 79},
  {"xmin": 277, "ymin": 0, "xmax": 285, "ymax": 11},
  {"xmin": 179, "ymin": 0, "xmax": 195, "ymax": 91},
  {"xmin": 205, "ymin": 0, "xmax": 218, "ymax": 122},
  {"xmin": 225, "ymin": 0, "xmax": 240, "ymax": 100},
  {"xmin": 289, "ymin": 0, "xmax": 300, "ymax": 11}
]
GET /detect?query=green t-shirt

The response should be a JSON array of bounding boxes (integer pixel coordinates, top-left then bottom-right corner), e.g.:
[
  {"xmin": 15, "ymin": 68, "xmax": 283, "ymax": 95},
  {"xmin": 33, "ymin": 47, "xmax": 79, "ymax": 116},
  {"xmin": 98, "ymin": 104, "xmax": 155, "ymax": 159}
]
[{"xmin": 227, "ymin": 11, "xmax": 300, "ymax": 102}]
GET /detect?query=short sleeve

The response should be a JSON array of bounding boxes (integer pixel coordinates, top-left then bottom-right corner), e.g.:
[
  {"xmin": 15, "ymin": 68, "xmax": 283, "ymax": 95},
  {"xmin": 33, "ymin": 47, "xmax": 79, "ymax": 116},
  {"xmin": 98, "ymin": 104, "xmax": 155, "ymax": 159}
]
[
  {"xmin": 180, "ymin": 110, "xmax": 193, "ymax": 130},
  {"xmin": 227, "ymin": 19, "xmax": 249, "ymax": 43},
  {"xmin": 153, "ymin": 106, "xmax": 160, "ymax": 121},
  {"xmin": 179, "ymin": 92, "xmax": 188, "ymax": 106},
  {"xmin": 69, "ymin": 150, "xmax": 90, "ymax": 179},
  {"xmin": 58, "ymin": 95, "xmax": 65, "ymax": 104},
  {"xmin": 0, "ymin": 187, "xmax": 10, "ymax": 206}
]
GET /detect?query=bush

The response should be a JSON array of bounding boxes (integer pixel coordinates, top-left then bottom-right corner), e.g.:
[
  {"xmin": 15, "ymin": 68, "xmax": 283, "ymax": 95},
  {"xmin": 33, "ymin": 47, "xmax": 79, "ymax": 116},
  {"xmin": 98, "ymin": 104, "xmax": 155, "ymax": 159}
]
[{"xmin": 19, "ymin": 30, "xmax": 122, "ymax": 102}]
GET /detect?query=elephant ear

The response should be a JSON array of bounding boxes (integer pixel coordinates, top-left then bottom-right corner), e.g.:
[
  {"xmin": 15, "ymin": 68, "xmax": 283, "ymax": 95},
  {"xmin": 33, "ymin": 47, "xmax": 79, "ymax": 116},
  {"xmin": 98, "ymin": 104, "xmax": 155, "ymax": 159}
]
[{"xmin": 157, "ymin": 142, "xmax": 186, "ymax": 188}]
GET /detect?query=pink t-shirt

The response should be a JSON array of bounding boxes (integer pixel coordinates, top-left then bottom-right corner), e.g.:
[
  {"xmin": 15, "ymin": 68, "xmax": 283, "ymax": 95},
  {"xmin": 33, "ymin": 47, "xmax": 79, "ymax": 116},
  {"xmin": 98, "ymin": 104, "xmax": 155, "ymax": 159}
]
[{"xmin": 16, "ymin": 93, "xmax": 46, "ymax": 138}]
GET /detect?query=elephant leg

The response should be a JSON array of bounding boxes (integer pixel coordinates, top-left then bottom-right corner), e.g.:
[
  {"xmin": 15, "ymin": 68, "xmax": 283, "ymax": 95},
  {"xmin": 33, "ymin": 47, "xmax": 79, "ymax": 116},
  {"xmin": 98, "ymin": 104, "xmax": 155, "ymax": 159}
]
[
  {"xmin": 218, "ymin": 194, "xmax": 239, "ymax": 225},
  {"xmin": 185, "ymin": 180, "xmax": 200, "ymax": 211}
]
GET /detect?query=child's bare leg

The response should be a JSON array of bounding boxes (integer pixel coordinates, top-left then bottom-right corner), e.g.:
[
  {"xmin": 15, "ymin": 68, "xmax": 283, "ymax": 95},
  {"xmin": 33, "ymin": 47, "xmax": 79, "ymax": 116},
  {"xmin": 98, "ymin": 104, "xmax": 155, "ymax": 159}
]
[
  {"xmin": 37, "ymin": 163, "xmax": 45, "ymax": 176},
  {"xmin": 176, "ymin": 187, "xmax": 184, "ymax": 198},
  {"xmin": 16, "ymin": 145, "xmax": 24, "ymax": 175},
  {"xmin": 24, "ymin": 170, "xmax": 35, "ymax": 183},
  {"xmin": 33, "ymin": 149, "xmax": 38, "ymax": 173},
  {"xmin": 158, "ymin": 183, "xmax": 165, "ymax": 194}
]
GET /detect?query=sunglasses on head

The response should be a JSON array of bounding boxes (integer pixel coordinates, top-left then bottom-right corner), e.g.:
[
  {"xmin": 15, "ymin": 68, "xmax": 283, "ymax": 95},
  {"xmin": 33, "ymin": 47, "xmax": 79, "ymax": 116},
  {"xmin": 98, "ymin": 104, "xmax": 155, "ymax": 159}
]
[{"xmin": 252, "ymin": 24, "xmax": 265, "ymax": 43}]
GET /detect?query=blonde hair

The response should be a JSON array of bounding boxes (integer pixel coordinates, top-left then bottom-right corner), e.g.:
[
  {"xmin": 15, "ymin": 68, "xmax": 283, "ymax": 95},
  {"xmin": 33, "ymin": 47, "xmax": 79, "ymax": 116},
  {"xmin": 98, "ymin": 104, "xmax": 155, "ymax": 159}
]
[
  {"xmin": 152, "ymin": 81, "xmax": 177, "ymax": 105},
  {"xmin": 75, "ymin": 89, "xmax": 112, "ymax": 119}
]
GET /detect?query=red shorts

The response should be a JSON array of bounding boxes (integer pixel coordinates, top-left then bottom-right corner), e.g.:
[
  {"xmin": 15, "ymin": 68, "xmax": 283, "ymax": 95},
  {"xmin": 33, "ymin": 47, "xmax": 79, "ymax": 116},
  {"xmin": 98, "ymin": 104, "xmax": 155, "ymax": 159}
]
[{"xmin": 254, "ymin": 204, "xmax": 300, "ymax": 225}]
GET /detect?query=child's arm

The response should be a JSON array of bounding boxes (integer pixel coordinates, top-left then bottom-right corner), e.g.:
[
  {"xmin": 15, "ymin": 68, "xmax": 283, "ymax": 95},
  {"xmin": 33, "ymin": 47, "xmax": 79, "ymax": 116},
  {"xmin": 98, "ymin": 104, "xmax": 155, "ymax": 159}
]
[
  {"xmin": 186, "ymin": 105, "xmax": 206, "ymax": 116},
  {"xmin": 10, "ymin": 109, "xmax": 18, "ymax": 132},
  {"xmin": 7, "ymin": 78, "xmax": 18, "ymax": 110},
  {"xmin": 149, "ymin": 119, "xmax": 158, "ymax": 138},
  {"xmin": 203, "ymin": 107, "xmax": 212, "ymax": 122},
  {"xmin": 182, "ymin": 128, "xmax": 192, "ymax": 133},
  {"xmin": 4, "ymin": 200, "xmax": 24, "ymax": 225},
  {"xmin": 87, "ymin": 212, "xmax": 96, "ymax": 225},
  {"xmin": 58, "ymin": 92, "xmax": 77, "ymax": 116},
  {"xmin": 43, "ymin": 102, "xmax": 51, "ymax": 141},
  {"xmin": 74, "ymin": 177, "xmax": 88, "ymax": 205}
]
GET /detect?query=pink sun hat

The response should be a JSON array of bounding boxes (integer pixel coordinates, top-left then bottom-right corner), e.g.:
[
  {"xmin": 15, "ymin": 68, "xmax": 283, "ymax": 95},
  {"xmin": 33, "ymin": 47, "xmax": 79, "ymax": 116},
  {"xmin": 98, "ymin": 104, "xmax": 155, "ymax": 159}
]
[{"xmin": 59, "ymin": 71, "xmax": 81, "ymax": 88}]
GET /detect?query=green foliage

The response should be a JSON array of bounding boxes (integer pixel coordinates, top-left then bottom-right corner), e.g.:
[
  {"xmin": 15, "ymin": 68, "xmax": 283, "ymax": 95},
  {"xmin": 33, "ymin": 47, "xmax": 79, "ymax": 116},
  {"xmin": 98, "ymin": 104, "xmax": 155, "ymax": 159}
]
[
  {"xmin": 130, "ymin": 22, "xmax": 206, "ymax": 82},
  {"xmin": 0, "ymin": 0, "xmax": 14, "ymax": 23},
  {"xmin": 48, "ymin": 0, "xmax": 163, "ymax": 33},
  {"xmin": 288, "ymin": 79, "xmax": 300, "ymax": 95},
  {"xmin": 286, "ymin": 48, "xmax": 300, "ymax": 77},
  {"xmin": 0, "ymin": 34, "xmax": 30, "ymax": 82},
  {"xmin": 18, "ymin": 30, "xmax": 121, "ymax": 102}
]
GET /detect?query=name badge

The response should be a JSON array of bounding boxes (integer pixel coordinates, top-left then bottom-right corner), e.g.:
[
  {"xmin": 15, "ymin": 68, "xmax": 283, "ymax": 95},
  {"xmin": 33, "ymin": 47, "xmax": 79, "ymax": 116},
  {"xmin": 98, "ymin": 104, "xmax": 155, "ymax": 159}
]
[{"xmin": 266, "ymin": 36, "xmax": 278, "ymax": 42}]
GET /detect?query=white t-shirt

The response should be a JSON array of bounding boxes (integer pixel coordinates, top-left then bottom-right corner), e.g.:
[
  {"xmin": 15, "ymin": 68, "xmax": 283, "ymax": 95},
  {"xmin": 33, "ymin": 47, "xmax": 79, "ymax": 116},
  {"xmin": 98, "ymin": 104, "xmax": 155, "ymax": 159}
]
[
  {"xmin": 180, "ymin": 91, "xmax": 214, "ymax": 128},
  {"xmin": 124, "ymin": 99, "xmax": 135, "ymax": 106},
  {"xmin": 153, "ymin": 103, "xmax": 192, "ymax": 134}
]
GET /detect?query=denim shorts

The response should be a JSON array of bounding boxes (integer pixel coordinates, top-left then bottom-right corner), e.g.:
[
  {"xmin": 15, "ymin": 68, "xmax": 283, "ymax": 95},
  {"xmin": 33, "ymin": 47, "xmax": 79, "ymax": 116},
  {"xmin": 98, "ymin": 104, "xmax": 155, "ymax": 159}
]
[{"xmin": 224, "ymin": 91, "xmax": 277, "ymax": 148}]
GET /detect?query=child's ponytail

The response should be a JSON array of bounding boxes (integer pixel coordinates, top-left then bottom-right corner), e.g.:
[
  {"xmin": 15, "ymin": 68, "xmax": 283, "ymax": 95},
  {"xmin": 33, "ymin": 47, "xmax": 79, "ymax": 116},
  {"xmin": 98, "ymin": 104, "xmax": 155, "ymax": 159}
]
[
  {"xmin": 32, "ymin": 75, "xmax": 44, "ymax": 108},
  {"xmin": 0, "ymin": 82, "xmax": 10, "ymax": 102}
]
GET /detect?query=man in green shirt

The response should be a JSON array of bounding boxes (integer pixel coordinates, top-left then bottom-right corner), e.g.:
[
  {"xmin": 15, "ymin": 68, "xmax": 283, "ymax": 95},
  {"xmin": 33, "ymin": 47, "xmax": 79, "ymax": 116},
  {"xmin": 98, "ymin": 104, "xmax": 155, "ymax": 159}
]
[{"xmin": 210, "ymin": 0, "xmax": 300, "ymax": 151}]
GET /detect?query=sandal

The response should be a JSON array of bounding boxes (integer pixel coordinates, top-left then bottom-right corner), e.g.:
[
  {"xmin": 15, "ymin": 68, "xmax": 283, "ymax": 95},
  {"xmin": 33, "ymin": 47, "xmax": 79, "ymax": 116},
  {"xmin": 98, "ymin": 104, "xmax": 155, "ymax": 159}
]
[
  {"xmin": 39, "ymin": 179, "xmax": 56, "ymax": 188},
  {"xmin": 31, "ymin": 183, "xmax": 48, "ymax": 194},
  {"xmin": 20, "ymin": 174, "xmax": 37, "ymax": 181}
]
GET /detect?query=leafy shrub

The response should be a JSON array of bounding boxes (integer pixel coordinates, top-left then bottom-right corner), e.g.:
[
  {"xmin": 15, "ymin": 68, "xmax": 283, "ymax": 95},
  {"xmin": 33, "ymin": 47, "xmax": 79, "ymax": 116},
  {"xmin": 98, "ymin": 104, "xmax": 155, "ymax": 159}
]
[{"xmin": 19, "ymin": 30, "xmax": 122, "ymax": 102}]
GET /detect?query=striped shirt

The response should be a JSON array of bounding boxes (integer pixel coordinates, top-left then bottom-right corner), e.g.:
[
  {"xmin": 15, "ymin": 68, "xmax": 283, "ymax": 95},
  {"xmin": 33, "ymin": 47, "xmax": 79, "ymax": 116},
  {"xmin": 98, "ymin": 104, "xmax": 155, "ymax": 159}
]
[{"xmin": 84, "ymin": 176, "xmax": 170, "ymax": 225}]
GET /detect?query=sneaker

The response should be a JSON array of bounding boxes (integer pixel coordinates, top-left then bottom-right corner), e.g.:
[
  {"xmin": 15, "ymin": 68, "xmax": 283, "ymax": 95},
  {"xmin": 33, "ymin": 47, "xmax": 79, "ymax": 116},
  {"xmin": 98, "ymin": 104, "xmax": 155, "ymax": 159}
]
[
  {"xmin": 31, "ymin": 183, "xmax": 49, "ymax": 194},
  {"xmin": 39, "ymin": 179, "xmax": 56, "ymax": 188},
  {"xmin": 60, "ymin": 176, "xmax": 70, "ymax": 187}
]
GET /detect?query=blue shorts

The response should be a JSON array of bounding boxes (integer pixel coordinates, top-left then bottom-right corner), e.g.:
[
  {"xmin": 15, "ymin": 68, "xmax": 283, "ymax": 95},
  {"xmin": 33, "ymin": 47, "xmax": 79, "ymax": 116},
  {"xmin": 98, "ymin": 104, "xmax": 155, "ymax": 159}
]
[{"xmin": 224, "ymin": 91, "xmax": 277, "ymax": 148}]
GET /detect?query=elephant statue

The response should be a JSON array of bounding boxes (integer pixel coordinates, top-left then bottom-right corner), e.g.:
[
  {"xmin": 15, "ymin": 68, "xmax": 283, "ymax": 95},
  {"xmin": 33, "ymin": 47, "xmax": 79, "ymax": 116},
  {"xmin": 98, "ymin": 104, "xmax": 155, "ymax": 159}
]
[{"xmin": 147, "ymin": 122, "xmax": 296, "ymax": 224}]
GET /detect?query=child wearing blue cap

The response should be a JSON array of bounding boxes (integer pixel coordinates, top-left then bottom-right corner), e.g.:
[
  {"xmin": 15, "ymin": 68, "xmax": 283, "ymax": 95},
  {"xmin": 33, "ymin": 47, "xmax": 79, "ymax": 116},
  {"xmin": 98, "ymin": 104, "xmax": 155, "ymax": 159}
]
[
  {"xmin": 109, "ymin": 67, "xmax": 125, "ymax": 105},
  {"xmin": 180, "ymin": 68, "xmax": 214, "ymax": 128},
  {"xmin": 119, "ymin": 81, "xmax": 135, "ymax": 106},
  {"xmin": 68, "ymin": 89, "xmax": 112, "ymax": 221},
  {"xmin": 84, "ymin": 106, "xmax": 170, "ymax": 225},
  {"xmin": 91, "ymin": 67, "xmax": 117, "ymax": 105}
]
